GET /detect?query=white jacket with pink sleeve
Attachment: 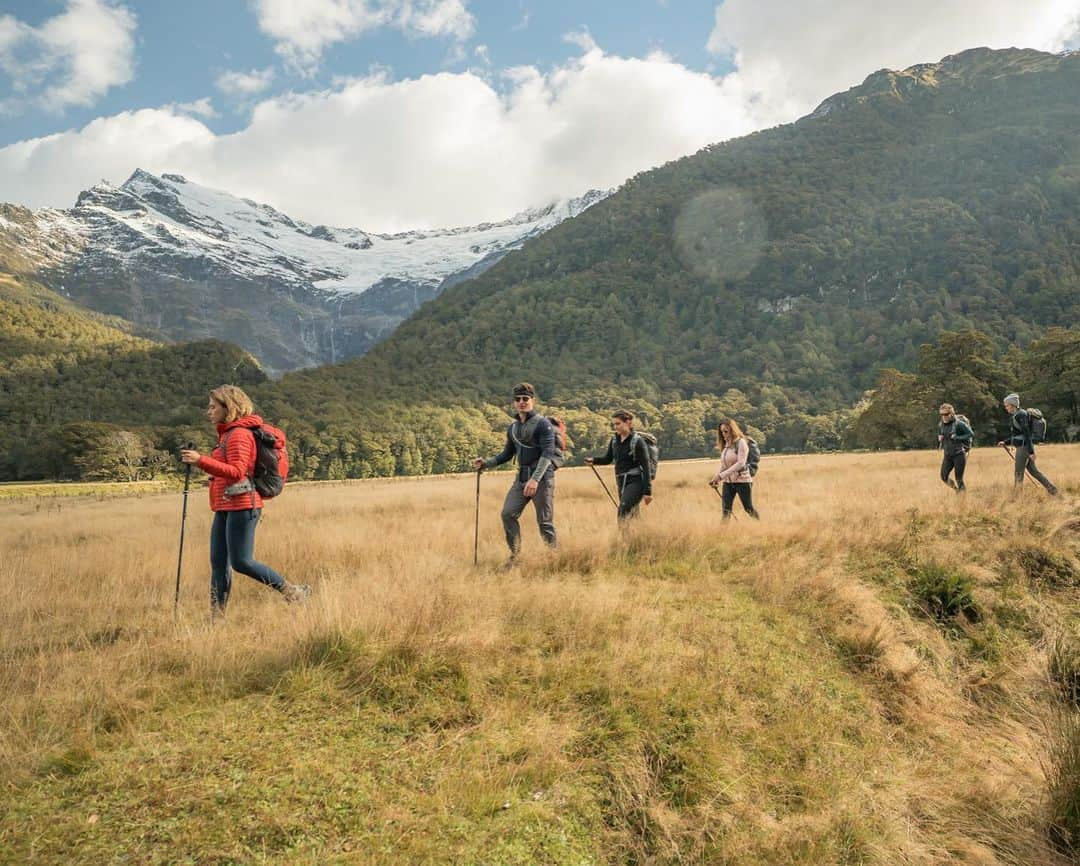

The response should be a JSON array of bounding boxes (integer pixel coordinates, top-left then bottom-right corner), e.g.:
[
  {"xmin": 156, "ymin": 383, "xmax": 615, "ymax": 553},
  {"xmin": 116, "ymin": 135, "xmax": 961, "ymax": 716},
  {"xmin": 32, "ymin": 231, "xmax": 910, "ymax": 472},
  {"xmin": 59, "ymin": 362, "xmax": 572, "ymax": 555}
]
[{"xmin": 712, "ymin": 438, "xmax": 752, "ymax": 484}]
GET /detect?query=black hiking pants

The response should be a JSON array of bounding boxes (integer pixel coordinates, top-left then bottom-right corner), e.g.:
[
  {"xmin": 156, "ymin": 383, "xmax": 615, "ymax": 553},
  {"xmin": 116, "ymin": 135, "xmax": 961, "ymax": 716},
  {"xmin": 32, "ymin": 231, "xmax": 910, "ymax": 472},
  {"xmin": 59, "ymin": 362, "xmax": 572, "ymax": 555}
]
[
  {"xmin": 940, "ymin": 450, "xmax": 967, "ymax": 490},
  {"xmin": 616, "ymin": 473, "xmax": 646, "ymax": 521},
  {"xmin": 722, "ymin": 482, "xmax": 758, "ymax": 519},
  {"xmin": 1013, "ymin": 445, "xmax": 1057, "ymax": 494}
]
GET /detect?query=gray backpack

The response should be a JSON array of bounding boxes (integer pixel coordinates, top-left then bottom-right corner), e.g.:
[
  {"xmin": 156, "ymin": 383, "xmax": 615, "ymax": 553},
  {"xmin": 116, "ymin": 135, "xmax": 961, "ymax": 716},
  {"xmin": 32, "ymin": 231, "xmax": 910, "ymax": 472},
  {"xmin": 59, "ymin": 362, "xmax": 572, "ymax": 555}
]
[
  {"xmin": 511, "ymin": 415, "xmax": 566, "ymax": 468},
  {"xmin": 627, "ymin": 431, "xmax": 659, "ymax": 480}
]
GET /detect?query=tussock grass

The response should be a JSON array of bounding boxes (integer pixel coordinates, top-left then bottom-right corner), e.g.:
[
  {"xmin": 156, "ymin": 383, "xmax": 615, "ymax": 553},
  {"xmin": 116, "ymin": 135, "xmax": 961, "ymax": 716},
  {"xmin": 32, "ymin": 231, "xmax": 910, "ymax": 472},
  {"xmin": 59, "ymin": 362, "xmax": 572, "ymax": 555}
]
[
  {"xmin": 910, "ymin": 563, "xmax": 980, "ymax": 624},
  {"xmin": 0, "ymin": 446, "xmax": 1078, "ymax": 864},
  {"xmin": 1048, "ymin": 630, "xmax": 1080, "ymax": 709},
  {"xmin": 1046, "ymin": 710, "xmax": 1080, "ymax": 856},
  {"xmin": 1011, "ymin": 544, "xmax": 1080, "ymax": 588}
]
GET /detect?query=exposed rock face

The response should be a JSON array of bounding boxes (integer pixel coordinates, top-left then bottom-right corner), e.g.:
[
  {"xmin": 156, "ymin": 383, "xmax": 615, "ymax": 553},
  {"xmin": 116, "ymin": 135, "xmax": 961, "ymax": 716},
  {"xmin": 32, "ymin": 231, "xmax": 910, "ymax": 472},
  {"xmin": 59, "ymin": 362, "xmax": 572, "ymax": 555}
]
[{"xmin": 1, "ymin": 170, "xmax": 608, "ymax": 374}]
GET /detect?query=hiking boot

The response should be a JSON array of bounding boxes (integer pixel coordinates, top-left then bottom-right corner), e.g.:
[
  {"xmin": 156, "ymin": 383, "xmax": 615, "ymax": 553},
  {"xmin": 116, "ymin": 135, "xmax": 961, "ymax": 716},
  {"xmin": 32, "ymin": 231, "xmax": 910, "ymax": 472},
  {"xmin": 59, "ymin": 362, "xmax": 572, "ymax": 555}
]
[
  {"xmin": 281, "ymin": 582, "xmax": 311, "ymax": 603},
  {"xmin": 946, "ymin": 479, "xmax": 958, "ymax": 490},
  {"xmin": 499, "ymin": 556, "xmax": 519, "ymax": 573}
]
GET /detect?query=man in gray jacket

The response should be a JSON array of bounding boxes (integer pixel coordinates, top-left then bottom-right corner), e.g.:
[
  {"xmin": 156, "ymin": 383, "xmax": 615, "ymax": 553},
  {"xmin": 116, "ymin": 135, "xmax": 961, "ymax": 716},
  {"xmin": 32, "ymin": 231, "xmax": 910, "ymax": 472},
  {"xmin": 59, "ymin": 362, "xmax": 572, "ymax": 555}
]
[
  {"xmin": 474, "ymin": 383, "xmax": 559, "ymax": 565},
  {"xmin": 998, "ymin": 393, "xmax": 1058, "ymax": 495}
]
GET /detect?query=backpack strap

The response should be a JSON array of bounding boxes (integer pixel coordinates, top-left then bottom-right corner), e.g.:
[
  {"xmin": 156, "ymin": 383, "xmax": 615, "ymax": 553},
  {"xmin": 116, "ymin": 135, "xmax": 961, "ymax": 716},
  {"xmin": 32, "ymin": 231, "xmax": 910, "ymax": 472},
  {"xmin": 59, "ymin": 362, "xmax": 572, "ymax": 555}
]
[
  {"xmin": 220, "ymin": 427, "xmax": 257, "ymax": 508},
  {"xmin": 510, "ymin": 415, "xmax": 545, "ymax": 470}
]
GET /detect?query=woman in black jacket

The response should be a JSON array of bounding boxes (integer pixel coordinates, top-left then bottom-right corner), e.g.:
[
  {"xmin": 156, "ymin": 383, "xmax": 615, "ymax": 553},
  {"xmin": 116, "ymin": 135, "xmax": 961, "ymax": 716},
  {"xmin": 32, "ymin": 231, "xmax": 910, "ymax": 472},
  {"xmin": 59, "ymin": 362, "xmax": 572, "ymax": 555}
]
[{"xmin": 586, "ymin": 410, "xmax": 653, "ymax": 521}]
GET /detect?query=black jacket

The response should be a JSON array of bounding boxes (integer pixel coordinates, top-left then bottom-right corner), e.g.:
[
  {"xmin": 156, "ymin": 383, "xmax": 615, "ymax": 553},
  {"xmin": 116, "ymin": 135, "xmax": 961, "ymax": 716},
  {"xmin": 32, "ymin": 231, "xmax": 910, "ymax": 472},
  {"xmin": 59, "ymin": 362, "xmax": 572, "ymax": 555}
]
[
  {"xmin": 938, "ymin": 418, "xmax": 973, "ymax": 456},
  {"xmin": 592, "ymin": 433, "xmax": 652, "ymax": 496}
]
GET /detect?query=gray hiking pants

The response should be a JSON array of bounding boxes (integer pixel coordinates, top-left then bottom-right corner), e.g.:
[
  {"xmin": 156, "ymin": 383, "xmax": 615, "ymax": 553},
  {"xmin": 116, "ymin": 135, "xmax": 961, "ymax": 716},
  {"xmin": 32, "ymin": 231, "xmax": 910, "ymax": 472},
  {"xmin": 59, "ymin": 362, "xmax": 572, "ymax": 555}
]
[
  {"xmin": 1014, "ymin": 445, "xmax": 1057, "ymax": 494},
  {"xmin": 501, "ymin": 475, "xmax": 556, "ymax": 554}
]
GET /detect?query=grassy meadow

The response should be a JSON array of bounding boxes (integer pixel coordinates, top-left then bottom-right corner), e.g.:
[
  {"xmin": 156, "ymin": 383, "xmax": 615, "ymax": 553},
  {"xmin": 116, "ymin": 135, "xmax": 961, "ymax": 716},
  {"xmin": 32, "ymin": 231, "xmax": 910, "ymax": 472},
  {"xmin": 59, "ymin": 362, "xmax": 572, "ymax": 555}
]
[{"xmin": 1, "ymin": 447, "xmax": 1079, "ymax": 865}]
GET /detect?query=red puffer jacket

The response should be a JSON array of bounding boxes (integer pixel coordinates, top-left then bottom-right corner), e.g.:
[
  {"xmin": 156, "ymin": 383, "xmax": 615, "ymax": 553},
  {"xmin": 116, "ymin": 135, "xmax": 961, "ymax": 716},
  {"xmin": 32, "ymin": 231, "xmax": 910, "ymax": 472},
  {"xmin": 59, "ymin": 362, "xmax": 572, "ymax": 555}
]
[{"xmin": 196, "ymin": 415, "xmax": 265, "ymax": 512}]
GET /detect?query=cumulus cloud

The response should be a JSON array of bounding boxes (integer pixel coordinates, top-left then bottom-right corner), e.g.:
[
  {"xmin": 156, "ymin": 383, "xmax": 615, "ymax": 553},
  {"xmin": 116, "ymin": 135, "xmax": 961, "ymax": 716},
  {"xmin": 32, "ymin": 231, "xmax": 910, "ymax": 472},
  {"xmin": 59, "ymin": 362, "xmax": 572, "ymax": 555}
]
[
  {"xmin": 252, "ymin": 0, "xmax": 475, "ymax": 73},
  {"xmin": 707, "ymin": 0, "xmax": 1080, "ymax": 118},
  {"xmin": 2, "ymin": 1, "xmax": 1077, "ymax": 232},
  {"xmin": 170, "ymin": 97, "xmax": 218, "ymax": 119},
  {"xmin": 216, "ymin": 67, "xmax": 276, "ymax": 97},
  {"xmin": 0, "ymin": 0, "xmax": 136, "ymax": 113},
  {"xmin": 0, "ymin": 47, "xmax": 763, "ymax": 231}
]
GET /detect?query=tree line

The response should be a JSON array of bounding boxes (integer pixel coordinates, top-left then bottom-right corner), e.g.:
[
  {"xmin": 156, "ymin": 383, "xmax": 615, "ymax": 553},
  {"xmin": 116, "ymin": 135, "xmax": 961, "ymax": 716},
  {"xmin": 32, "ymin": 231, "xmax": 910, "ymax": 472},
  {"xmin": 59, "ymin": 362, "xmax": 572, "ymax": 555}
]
[{"xmin": 5, "ymin": 326, "xmax": 1076, "ymax": 483}]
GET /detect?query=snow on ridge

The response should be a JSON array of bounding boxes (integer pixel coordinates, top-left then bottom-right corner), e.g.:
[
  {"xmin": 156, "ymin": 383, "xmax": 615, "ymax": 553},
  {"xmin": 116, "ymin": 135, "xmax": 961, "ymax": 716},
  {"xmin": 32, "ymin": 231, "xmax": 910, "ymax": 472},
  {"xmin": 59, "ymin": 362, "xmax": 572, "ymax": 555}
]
[
  {"xmin": 70, "ymin": 170, "xmax": 612, "ymax": 295},
  {"xmin": 2, "ymin": 170, "xmax": 610, "ymax": 296}
]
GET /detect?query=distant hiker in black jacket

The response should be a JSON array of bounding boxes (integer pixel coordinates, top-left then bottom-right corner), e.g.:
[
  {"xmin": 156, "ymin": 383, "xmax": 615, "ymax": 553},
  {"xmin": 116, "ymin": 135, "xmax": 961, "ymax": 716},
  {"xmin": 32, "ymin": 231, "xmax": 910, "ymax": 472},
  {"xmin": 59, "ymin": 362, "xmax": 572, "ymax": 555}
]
[
  {"xmin": 937, "ymin": 403, "xmax": 973, "ymax": 492},
  {"xmin": 997, "ymin": 393, "xmax": 1058, "ymax": 495},
  {"xmin": 474, "ymin": 382, "xmax": 559, "ymax": 565},
  {"xmin": 585, "ymin": 410, "xmax": 653, "ymax": 521}
]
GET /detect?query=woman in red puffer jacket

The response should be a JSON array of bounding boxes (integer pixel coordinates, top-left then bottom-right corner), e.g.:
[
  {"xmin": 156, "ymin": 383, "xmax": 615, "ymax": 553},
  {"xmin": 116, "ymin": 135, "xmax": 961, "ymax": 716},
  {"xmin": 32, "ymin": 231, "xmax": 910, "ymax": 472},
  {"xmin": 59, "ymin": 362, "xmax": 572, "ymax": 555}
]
[{"xmin": 180, "ymin": 385, "xmax": 309, "ymax": 617}]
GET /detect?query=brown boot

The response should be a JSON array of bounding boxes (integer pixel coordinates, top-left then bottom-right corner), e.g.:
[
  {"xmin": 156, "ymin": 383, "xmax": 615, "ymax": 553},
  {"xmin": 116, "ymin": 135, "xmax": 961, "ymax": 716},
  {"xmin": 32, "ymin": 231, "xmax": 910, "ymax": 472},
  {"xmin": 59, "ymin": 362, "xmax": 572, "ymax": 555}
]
[{"xmin": 281, "ymin": 582, "xmax": 311, "ymax": 603}]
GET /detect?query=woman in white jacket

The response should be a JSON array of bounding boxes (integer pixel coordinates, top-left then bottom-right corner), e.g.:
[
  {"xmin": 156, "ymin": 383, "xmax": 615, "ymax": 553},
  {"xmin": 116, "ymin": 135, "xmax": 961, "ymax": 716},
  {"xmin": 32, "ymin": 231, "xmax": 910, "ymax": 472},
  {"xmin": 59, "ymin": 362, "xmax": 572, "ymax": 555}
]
[{"xmin": 709, "ymin": 418, "xmax": 759, "ymax": 520}]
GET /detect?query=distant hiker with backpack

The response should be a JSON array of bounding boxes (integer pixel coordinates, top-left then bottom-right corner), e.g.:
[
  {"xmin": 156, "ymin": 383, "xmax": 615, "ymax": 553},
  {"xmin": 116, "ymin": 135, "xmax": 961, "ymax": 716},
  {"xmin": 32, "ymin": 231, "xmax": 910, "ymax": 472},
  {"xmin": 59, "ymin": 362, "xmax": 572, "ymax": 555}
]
[
  {"xmin": 585, "ymin": 410, "xmax": 655, "ymax": 521},
  {"xmin": 473, "ymin": 383, "xmax": 563, "ymax": 566},
  {"xmin": 180, "ymin": 385, "xmax": 309, "ymax": 617},
  {"xmin": 937, "ymin": 403, "xmax": 973, "ymax": 492},
  {"xmin": 709, "ymin": 419, "xmax": 760, "ymax": 519},
  {"xmin": 997, "ymin": 393, "xmax": 1058, "ymax": 495}
]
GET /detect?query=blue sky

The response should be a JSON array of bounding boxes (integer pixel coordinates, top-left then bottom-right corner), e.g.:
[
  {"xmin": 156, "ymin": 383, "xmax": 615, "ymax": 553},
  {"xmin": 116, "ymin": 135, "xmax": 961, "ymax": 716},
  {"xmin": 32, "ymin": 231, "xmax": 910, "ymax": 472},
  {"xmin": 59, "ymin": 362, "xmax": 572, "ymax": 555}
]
[
  {"xmin": 1, "ymin": 0, "xmax": 1077, "ymax": 230},
  {"xmin": 0, "ymin": 0, "xmax": 731, "ymax": 147}
]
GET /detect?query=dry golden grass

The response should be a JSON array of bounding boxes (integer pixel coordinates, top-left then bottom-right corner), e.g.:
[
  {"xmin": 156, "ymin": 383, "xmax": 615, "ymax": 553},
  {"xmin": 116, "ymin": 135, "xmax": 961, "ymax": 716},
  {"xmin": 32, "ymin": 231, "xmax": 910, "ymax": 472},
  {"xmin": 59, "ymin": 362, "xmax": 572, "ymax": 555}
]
[{"xmin": 1, "ymin": 446, "xmax": 1078, "ymax": 865}]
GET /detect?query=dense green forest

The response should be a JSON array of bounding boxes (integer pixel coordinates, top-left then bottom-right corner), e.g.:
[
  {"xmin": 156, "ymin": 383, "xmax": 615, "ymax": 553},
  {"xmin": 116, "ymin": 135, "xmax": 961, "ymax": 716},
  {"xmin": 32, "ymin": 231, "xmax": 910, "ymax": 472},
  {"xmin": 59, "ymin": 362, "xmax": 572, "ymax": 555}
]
[{"xmin": 1, "ymin": 48, "xmax": 1078, "ymax": 481}]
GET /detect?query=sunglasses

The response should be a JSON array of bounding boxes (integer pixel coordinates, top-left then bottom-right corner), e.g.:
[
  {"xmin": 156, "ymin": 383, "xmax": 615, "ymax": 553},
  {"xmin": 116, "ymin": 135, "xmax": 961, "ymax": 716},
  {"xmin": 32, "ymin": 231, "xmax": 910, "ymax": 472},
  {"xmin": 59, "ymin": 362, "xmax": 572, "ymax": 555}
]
[{"xmin": 513, "ymin": 395, "xmax": 532, "ymax": 402}]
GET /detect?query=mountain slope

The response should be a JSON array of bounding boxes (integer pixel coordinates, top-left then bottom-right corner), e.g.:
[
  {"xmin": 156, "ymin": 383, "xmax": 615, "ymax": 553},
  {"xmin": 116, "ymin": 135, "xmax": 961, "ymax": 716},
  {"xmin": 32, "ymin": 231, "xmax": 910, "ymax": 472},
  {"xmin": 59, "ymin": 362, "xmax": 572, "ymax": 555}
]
[
  {"xmin": 295, "ymin": 47, "xmax": 1079, "ymax": 411},
  {"xmin": 0, "ymin": 174, "xmax": 607, "ymax": 373},
  {"xmin": 0, "ymin": 273, "xmax": 267, "ymax": 479}
]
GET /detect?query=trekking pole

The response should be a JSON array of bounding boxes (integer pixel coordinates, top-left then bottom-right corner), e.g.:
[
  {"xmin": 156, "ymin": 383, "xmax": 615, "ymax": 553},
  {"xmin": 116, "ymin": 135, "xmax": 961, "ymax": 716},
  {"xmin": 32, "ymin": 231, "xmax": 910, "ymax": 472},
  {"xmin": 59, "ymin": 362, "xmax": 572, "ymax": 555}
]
[
  {"xmin": 711, "ymin": 483, "xmax": 738, "ymax": 520},
  {"xmin": 589, "ymin": 463, "xmax": 619, "ymax": 510},
  {"xmin": 174, "ymin": 443, "xmax": 194, "ymax": 619},
  {"xmin": 473, "ymin": 467, "xmax": 481, "ymax": 566},
  {"xmin": 1000, "ymin": 443, "xmax": 1031, "ymax": 486},
  {"xmin": 1002, "ymin": 442, "xmax": 1049, "ymax": 490}
]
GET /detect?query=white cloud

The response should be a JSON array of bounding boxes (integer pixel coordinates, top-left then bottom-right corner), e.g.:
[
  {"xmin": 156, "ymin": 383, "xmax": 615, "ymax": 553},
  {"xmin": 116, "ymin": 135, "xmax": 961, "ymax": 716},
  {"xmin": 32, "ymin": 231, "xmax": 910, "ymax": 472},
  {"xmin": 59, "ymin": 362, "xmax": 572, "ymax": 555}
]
[
  {"xmin": 0, "ymin": 48, "xmax": 763, "ymax": 232},
  {"xmin": 171, "ymin": 97, "xmax": 218, "ymax": 119},
  {"xmin": 0, "ymin": 108, "xmax": 213, "ymax": 206},
  {"xmin": 0, "ymin": 0, "xmax": 136, "ymax": 113},
  {"xmin": 251, "ymin": 0, "xmax": 475, "ymax": 73},
  {"xmin": 563, "ymin": 30, "xmax": 599, "ymax": 55},
  {"xmin": 403, "ymin": 0, "xmax": 474, "ymax": 41},
  {"xmin": 216, "ymin": 67, "xmax": 276, "ymax": 97},
  {"xmin": 2, "ymin": 0, "xmax": 1077, "ymax": 233},
  {"xmin": 707, "ymin": 0, "xmax": 1080, "ymax": 119}
]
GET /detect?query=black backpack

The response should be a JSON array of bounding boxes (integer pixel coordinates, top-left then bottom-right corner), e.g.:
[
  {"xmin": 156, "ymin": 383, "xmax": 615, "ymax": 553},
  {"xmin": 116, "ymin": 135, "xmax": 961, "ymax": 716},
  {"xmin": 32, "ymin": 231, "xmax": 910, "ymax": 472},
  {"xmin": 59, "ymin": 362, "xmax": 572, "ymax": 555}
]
[
  {"xmin": 627, "ymin": 431, "xmax": 660, "ymax": 480},
  {"xmin": 1028, "ymin": 408, "xmax": 1047, "ymax": 443},
  {"xmin": 511, "ymin": 415, "xmax": 566, "ymax": 469},
  {"xmin": 744, "ymin": 437, "xmax": 761, "ymax": 477},
  {"xmin": 221, "ymin": 424, "xmax": 289, "ymax": 498}
]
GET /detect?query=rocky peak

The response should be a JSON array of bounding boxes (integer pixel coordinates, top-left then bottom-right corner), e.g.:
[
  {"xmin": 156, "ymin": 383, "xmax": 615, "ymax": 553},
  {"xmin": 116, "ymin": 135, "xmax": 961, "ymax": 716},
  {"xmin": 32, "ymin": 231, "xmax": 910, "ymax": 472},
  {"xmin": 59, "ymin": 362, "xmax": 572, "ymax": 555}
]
[{"xmin": 810, "ymin": 47, "xmax": 1071, "ymax": 119}]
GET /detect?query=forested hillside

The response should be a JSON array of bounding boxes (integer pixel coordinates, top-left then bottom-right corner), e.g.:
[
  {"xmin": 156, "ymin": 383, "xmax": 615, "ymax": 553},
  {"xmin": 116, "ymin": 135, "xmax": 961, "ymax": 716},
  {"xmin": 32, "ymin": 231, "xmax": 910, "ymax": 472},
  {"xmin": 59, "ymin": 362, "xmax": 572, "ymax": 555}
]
[{"xmin": 0, "ymin": 274, "xmax": 265, "ymax": 479}]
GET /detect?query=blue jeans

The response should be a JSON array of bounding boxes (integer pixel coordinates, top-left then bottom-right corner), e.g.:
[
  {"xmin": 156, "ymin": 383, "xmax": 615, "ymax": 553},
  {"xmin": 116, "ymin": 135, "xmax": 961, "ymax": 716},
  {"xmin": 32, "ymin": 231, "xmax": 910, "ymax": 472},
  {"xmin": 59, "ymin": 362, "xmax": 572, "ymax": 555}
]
[{"xmin": 210, "ymin": 509, "xmax": 285, "ymax": 611}]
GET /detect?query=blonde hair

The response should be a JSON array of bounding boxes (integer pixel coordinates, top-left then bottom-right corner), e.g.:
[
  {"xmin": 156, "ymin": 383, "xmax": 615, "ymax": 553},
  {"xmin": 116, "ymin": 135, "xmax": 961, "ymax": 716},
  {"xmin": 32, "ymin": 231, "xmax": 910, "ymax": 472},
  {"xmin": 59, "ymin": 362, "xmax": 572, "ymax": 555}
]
[
  {"xmin": 209, "ymin": 385, "xmax": 254, "ymax": 423},
  {"xmin": 718, "ymin": 418, "xmax": 744, "ymax": 447},
  {"xmin": 939, "ymin": 403, "xmax": 955, "ymax": 415}
]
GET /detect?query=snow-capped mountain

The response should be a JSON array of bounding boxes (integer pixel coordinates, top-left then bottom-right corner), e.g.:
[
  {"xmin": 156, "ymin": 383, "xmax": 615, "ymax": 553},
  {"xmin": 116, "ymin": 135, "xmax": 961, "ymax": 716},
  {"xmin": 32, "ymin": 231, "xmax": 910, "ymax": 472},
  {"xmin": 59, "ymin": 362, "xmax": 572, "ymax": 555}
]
[{"xmin": 0, "ymin": 170, "xmax": 608, "ymax": 372}]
